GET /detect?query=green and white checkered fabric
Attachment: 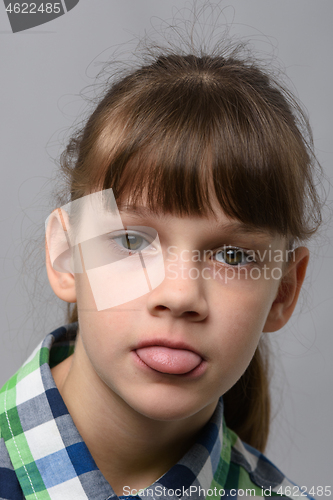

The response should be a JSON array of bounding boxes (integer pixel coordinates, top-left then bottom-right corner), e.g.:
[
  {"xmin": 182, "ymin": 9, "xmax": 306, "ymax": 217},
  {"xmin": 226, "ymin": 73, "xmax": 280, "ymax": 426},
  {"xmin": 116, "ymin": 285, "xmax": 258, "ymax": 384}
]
[{"xmin": 0, "ymin": 325, "xmax": 314, "ymax": 499}]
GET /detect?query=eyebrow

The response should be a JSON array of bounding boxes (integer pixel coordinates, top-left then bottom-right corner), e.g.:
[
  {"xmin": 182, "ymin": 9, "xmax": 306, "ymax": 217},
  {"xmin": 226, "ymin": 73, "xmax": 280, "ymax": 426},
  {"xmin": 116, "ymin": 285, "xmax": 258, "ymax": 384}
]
[
  {"xmin": 220, "ymin": 222, "xmax": 275, "ymax": 239},
  {"xmin": 118, "ymin": 204, "xmax": 166, "ymax": 220},
  {"xmin": 118, "ymin": 204, "xmax": 276, "ymax": 240}
]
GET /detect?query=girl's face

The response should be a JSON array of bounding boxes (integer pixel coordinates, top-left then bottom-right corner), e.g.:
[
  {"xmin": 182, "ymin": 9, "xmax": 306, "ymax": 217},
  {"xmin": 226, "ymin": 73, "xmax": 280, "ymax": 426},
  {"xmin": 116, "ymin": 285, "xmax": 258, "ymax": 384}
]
[{"xmin": 71, "ymin": 197, "xmax": 287, "ymax": 422}]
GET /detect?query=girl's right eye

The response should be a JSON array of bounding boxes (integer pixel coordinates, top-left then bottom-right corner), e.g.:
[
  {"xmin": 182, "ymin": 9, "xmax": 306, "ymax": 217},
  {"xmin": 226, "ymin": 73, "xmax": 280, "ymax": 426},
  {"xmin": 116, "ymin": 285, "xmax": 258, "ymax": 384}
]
[{"xmin": 108, "ymin": 230, "xmax": 157, "ymax": 255}]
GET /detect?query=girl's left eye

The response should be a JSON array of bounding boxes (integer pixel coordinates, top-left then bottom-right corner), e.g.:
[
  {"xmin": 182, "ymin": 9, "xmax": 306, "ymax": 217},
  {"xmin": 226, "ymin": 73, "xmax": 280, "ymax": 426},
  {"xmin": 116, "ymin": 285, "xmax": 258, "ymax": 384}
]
[{"xmin": 213, "ymin": 247, "xmax": 254, "ymax": 266}]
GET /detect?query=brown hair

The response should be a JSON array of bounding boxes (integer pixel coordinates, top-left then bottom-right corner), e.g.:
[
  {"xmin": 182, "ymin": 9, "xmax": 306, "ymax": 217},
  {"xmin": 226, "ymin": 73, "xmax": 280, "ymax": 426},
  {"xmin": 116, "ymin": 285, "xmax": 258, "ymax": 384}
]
[{"xmin": 60, "ymin": 48, "xmax": 322, "ymax": 452}]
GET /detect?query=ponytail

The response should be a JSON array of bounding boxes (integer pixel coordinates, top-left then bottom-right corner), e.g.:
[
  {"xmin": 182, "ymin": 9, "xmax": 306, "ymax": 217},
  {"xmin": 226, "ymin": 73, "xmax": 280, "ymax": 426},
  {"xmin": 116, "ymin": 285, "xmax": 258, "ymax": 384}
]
[{"xmin": 223, "ymin": 339, "xmax": 271, "ymax": 452}]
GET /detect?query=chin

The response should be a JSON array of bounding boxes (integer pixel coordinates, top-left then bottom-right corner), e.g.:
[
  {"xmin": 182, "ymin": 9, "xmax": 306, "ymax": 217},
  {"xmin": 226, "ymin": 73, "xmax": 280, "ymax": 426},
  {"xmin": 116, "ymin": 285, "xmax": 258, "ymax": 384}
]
[
  {"xmin": 127, "ymin": 394, "xmax": 209, "ymax": 422},
  {"xmin": 137, "ymin": 407, "xmax": 198, "ymax": 422}
]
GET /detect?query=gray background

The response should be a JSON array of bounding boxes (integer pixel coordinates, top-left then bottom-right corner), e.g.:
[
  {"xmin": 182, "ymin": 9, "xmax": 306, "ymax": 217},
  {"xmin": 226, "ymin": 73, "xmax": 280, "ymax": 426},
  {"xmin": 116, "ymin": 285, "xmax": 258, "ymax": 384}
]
[{"xmin": 0, "ymin": 0, "xmax": 332, "ymax": 491}]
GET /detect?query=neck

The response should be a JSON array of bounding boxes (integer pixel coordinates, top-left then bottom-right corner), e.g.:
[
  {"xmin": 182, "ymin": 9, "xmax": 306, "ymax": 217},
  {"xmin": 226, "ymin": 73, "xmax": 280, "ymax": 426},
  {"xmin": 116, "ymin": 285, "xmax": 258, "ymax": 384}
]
[{"xmin": 51, "ymin": 335, "xmax": 217, "ymax": 495}]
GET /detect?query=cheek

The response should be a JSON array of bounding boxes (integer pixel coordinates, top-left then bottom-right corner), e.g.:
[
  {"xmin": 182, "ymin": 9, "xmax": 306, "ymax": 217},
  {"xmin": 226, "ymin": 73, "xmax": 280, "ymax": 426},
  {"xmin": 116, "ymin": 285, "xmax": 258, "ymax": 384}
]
[
  {"xmin": 77, "ymin": 315, "xmax": 128, "ymax": 392},
  {"xmin": 75, "ymin": 272, "xmax": 94, "ymax": 312},
  {"xmin": 210, "ymin": 280, "xmax": 277, "ymax": 378},
  {"xmin": 76, "ymin": 280, "xmax": 147, "ymax": 367},
  {"xmin": 214, "ymin": 274, "xmax": 279, "ymax": 331}
]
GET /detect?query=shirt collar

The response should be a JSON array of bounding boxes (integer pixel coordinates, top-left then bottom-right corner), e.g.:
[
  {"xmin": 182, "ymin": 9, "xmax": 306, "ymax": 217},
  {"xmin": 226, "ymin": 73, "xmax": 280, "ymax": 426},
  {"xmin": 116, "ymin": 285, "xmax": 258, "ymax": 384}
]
[{"xmin": 0, "ymin": 324, "xmax": 231, "ymax": 499}]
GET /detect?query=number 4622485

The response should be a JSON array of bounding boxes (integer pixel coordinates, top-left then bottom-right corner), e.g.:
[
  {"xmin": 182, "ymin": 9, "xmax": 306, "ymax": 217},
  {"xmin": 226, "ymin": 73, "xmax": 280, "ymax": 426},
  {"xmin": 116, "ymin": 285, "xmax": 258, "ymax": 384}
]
[{"xmin": 6, "ymin": 3, "xmax": 61, "ymax": 14}]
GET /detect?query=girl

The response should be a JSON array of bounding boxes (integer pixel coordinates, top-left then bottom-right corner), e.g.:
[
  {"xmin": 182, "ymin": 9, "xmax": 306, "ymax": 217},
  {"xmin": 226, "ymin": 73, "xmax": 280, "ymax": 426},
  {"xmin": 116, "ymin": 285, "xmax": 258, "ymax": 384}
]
[{"xmin": 0, "ymin": 44, "xmax": 323, "ymax": 499}]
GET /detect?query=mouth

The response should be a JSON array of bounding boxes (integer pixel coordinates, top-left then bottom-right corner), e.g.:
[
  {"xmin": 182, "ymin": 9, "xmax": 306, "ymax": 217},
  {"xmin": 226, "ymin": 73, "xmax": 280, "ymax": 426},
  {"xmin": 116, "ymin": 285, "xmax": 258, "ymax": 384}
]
[{"xmin": 133, "ymin": 340, "xmax": 205, "ymax": 376}]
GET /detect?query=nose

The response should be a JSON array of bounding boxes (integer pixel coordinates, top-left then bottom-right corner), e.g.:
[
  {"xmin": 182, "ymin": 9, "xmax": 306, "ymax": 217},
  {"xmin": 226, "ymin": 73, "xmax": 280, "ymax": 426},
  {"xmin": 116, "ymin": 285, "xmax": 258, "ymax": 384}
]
[{"xmin": 146, "ymin": 254, "xmax": 209, "ymax": 321}]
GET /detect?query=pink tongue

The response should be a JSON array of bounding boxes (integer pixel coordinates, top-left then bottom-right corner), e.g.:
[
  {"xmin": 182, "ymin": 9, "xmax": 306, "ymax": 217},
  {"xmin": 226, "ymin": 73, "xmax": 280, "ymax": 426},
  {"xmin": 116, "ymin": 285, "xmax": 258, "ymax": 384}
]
[{"xmin": 136, "ymin": 346, "xmax": 202, "ymax": 374}]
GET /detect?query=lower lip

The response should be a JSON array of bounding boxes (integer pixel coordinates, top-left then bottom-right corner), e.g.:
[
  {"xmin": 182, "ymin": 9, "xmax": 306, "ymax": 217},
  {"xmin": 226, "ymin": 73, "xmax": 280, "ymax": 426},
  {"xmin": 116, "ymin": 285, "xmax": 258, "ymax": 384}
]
[{"xmin": 132, "ymin": 350, "xmax": 207, "ymax": 379}]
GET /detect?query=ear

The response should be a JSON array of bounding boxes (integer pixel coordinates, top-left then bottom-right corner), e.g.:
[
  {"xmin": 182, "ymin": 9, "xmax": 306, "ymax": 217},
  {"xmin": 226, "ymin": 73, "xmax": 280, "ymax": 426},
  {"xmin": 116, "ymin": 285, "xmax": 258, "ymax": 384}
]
[
  {"xmin": 263, "ymin": 246, "xmax": 309, "ymax": 333},
  {"xmin": 45, "ymin": 209, "xmax": 77, "ymax": 303}
]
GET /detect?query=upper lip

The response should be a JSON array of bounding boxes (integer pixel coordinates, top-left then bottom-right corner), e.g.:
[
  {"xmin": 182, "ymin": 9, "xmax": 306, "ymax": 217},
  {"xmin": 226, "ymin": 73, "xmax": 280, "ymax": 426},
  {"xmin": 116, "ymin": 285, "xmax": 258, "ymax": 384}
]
[{"xmin": 134, "ymin": 338, "xmax": 204, "ymax": 359}]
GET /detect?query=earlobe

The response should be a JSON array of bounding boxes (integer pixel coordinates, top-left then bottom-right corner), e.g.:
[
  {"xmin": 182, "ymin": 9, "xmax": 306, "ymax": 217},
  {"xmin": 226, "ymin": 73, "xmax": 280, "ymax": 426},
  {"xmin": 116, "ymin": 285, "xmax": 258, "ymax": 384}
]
[
  {"xmin": 263, "ymin": 247, "xmax": 309, "ymax": 333},
  {"xmin": 45, "ymin": 209, "xmax": 77, "ymax": 304}
]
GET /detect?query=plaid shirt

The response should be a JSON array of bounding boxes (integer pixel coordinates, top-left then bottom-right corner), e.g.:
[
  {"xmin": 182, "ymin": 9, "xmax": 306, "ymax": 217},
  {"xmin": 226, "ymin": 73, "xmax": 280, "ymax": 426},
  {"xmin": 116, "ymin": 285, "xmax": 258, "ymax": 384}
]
[{"xmin": 0, "ymin": 324, "xmax": 312, "ymax": 500}]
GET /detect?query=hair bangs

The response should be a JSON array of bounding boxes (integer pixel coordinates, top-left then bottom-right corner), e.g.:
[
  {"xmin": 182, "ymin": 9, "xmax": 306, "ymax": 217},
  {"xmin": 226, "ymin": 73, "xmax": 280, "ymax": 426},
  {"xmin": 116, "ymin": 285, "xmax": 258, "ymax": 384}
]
[
  {"xmin": 96, "ymin": 71, "xmax": 309, "ymax": 239},
  {"xmin": 63, "ymin": 53, "xmax": 322, "ymax": 242}
]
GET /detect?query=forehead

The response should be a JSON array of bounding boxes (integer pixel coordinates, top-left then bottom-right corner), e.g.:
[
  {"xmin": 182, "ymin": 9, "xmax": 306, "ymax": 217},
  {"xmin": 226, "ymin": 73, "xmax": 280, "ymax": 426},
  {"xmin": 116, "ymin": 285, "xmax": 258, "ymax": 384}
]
[
  {"xmin": 117, "ymin": 185, "xmax": 276, "ymax": 232},
  {"xmin": 68, "ymin": 189, "xmax": 283, "ymax": 247},
  {"xmin": 117, "ymin": 202, "xmax": 280, "ymax": 246}
]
